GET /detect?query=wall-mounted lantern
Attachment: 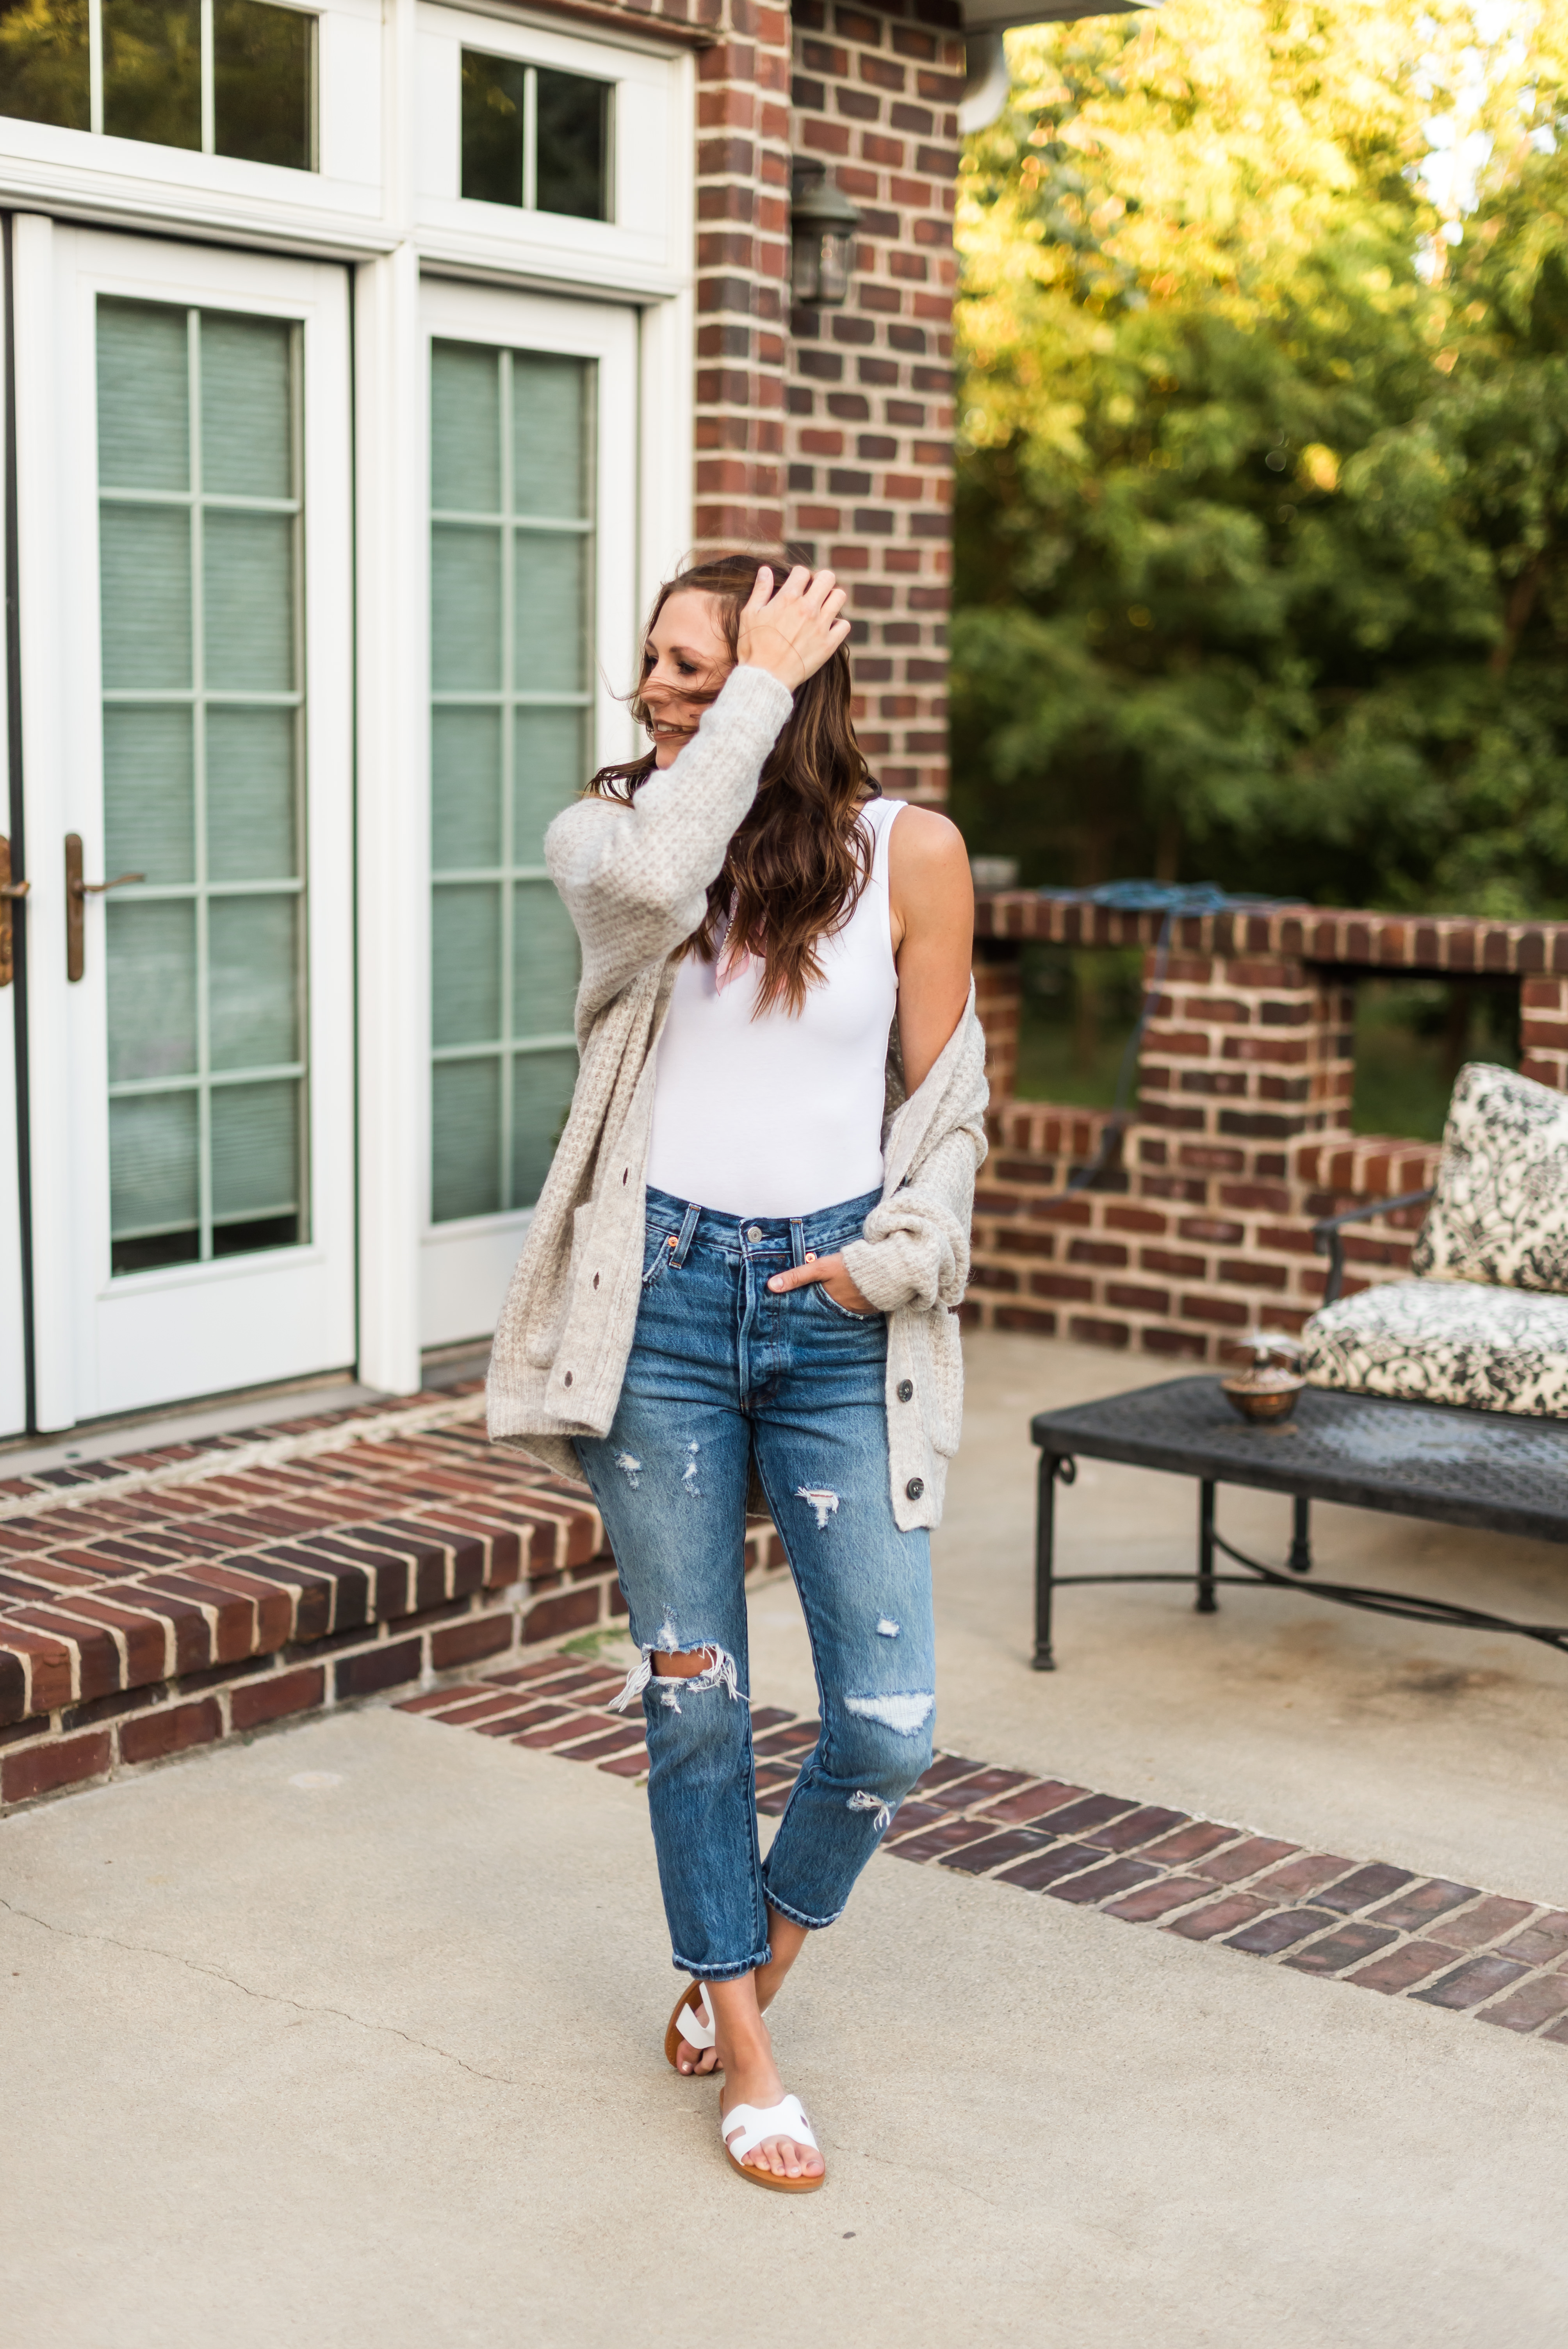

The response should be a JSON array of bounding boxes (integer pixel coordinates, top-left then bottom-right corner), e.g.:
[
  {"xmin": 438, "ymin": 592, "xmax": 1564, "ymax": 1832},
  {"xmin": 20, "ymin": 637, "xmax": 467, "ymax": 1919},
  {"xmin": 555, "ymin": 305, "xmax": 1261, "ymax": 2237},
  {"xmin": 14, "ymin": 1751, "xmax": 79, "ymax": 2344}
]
[{"xmin": 790, "ymin": 160, "xmax": 862, "ymax": 308}]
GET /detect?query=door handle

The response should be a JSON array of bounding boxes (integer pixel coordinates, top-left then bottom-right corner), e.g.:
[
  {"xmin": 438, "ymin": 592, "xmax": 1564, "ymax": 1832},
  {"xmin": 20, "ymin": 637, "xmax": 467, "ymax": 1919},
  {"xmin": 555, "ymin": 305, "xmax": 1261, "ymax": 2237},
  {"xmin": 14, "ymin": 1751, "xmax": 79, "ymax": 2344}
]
[
  {"xmin": 65, "ymin": 833, "xmax": 144, "ymax": 983},
  {"xmin": 0, "ymin": 834, "xmax": 26, "ymax": 989}
]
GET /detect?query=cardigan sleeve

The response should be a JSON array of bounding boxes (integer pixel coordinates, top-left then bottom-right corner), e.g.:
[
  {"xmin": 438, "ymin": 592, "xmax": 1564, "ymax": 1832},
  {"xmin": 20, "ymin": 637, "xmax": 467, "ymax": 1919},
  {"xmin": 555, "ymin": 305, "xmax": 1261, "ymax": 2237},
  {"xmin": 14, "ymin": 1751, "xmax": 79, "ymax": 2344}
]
[
  {"xmin": 546, "ymin": 664, "xmax": 793, "ymax": 1039},
  {"xmin": 838, "ymin": 998, "xmax": 989, "ymax": 1314},
  {"xmin": 839, "ymin": 1122, "xmax": 986, "ymax": 1314}
]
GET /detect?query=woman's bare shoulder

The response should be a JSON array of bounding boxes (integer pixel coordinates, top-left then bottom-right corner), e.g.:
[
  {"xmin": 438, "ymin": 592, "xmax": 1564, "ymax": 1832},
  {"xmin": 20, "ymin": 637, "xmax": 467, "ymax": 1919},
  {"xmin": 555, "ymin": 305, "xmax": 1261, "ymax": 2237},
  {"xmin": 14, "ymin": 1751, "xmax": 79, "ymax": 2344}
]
[{"xmin": 887, "ymin": 803, "xmax": 971, "ymax": 894}]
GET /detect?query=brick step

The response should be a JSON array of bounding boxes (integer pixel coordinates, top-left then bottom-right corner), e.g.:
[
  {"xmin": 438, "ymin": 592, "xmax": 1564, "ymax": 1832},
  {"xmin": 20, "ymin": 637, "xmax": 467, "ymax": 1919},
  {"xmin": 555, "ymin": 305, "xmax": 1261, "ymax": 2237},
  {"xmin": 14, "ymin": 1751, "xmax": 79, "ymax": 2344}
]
[{"xmin": 0, "ymin": 1388, "xmax": 788, "ymax": 1810}]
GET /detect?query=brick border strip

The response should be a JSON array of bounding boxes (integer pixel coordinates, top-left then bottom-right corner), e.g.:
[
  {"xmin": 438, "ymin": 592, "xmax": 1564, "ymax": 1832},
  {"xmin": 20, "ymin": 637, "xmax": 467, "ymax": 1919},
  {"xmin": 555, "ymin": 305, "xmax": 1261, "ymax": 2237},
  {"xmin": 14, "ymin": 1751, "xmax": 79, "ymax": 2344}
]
[
  {"xmin": 0, "ymin": 1392, "xmax": 486, "ymax": 1524},
  {"xmin": 399, "ymin": 1657, "xmax": 1568, "ymax": 2048}
]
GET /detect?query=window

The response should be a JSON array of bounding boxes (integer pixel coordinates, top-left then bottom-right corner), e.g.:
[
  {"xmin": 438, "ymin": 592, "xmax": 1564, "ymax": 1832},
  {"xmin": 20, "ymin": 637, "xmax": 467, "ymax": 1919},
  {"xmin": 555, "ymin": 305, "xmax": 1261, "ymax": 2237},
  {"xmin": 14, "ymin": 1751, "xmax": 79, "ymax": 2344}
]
[
  {"xmin": 428, "ymin": 339, "xmax": 591, "ymax": 1224},
  {"xmin": 460, "ymin": 49, "xmax": 609, "ymax": 221},
  {"xmin": 0, "ymin": 0, "xmax": 315, "ymax": 170},
  {"xmin": 97, "ymin": 298, "xmax": 310, "ymax": 1275}
]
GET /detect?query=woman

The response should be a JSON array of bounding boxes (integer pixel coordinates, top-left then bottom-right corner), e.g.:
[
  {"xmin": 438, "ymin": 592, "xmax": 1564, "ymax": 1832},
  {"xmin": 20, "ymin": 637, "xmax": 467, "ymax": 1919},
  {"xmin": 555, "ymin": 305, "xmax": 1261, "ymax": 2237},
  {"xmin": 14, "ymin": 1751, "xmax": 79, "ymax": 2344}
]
[{"xmin": 488, "ymin": 556, "xmax": 987, "ymax": 2193}]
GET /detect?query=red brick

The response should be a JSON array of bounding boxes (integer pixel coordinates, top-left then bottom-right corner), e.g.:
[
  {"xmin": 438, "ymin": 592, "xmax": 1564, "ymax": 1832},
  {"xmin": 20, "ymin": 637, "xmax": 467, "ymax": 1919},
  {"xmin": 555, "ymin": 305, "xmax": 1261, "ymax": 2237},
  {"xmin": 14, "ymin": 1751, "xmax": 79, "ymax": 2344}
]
[
  {"xmin": 1195, "ymin": 1835, "xmax": 1298, "ymax": 1884},
  {"xmin": 1477, "ymin": 1974, "xmax": 1568, "ymax": 2034},
  {"xmin": 1047, "ymin": 1856, "xmax": 1162, "ymax": 1905},
  {"xmin": 333, "ymin": 1638, "xmax": 422, "ymax": 1702},
  {"xmin": 975, "ymin": 1779, "xmax": 1090, "ymax": 1825},
  {"xmin": 992, "ymin": 1840, "xmax": 1108, "ymax": 1893},
  {"xmin": 1283, "ymin": 1921, "xmax": 1399, "ymax": 1974},
  {"xmin": 230, "ymin": 1665, "xmax": 326, "ymax": 1731},
  {"xmin": 1413, "ymin": 1953, "xmax": 1533, "ymax": 2008},
  {"xmin": 2, "ymin": 1729, "xmax": 111, "ymax": 1804},
  {"xmin": 430, "ymin": 1613, "xmax": 516, "ymax": 1671},
  {"xmin": 1429, "ymin": 1894, "xmax": 1535, "ymax": 1950},
  {"xmin": 1139, "ymin": 1821, "xmax": 1243, "ymax": 1867},
  {"xmin": 119, "ymin": 1697, "xmax": 222, "ymax": 1766},
  {"xmin": 1103, "ymin": 1875, "xmax": 1214, "ymax": 1923},
  {"xmin": 523, "ymin": 1588, "xmax": 603, "ymax": 1642},
  {"xmin": 1226, "ymin": 1907, "xmax": 1337, "ymax": 1956},
  {"xmin": 1165, "ymin": 1893, "xmax": 1273, "ymax": 1941},
  {"xmin": 1250, "ymin": 1853, "xmax": 1358, "ymax": 1899},
  {"xmin": 1347, "ymin": 1940, "xmax": 1458, "ymax": 1994},
  {"xmin": 1496, "ymin": 1911, "xmax": 1568, "ymax": 1965}
]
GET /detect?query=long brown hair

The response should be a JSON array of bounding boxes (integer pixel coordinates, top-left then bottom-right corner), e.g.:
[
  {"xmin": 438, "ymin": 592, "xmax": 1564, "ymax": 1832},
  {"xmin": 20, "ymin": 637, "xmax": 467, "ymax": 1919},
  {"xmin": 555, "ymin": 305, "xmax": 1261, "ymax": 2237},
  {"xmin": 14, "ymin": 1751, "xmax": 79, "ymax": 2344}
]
[{"xmin": 588, "ymin": 554, "xmax": 877, "ymax": 1014}]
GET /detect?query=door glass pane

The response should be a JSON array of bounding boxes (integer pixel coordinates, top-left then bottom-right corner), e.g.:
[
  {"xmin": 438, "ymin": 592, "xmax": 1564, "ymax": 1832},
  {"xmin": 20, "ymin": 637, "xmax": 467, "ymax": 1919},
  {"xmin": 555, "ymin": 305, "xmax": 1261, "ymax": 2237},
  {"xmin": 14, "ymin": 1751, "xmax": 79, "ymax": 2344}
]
[
  {"xmin": 429, "ymin": 338, "xmax": 589, "ymax": 1222},
  {"xmin": 511, "ymin": 1050, "xmax": 577, "ymax": 1206},
  {"xmin": 432, "ymin": 1060, "xmax": 501, "ymax": 1222},
  {"xmin": 102, "ymin": 0, "xmax": 201, "ymax": 149},
  {"xmin": 201, "ymin": 311, "xmax": 292, "ymax": 496},
  {"xmin": 104, "ymin": 707, "xmax": 194, "ymax": 885},
  {"xmin": 98, "ymin": 299, "xmax": 307, "ymax": 1276}
]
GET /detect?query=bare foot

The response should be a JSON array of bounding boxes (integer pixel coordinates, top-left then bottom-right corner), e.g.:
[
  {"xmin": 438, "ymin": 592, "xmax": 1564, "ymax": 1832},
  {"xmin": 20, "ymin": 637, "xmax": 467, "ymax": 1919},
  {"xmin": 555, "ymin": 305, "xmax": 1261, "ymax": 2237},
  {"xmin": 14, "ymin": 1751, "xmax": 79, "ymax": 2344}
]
[
  {"xmin": 711, "ymin": 1985, "xmax": 824, "ymax": 2182},
  {"xmin": 675, "ymin": 1907, "xmax": 809, "ymax": 2076}
]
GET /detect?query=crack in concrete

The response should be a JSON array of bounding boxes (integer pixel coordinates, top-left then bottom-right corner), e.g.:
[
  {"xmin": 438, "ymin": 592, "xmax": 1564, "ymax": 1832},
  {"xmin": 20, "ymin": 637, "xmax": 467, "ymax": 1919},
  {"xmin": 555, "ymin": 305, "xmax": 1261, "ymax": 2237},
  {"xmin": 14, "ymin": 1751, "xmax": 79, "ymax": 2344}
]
[{"xmin": 0, "ymin": 1891, "xmax": 519, "ymax": 2088}]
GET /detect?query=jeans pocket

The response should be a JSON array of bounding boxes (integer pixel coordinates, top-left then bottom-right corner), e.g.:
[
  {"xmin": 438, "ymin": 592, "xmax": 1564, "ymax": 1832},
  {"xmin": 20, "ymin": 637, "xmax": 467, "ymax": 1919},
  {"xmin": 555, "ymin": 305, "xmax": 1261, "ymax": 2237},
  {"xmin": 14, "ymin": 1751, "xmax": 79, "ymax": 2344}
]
[
  {"xmin": 811, "ymin": 1279, "xmax": 880, "ymax": 1324},
  {"xmin": 641, "ymin": 1232, "xmax": 676, "ymax": 1290}
]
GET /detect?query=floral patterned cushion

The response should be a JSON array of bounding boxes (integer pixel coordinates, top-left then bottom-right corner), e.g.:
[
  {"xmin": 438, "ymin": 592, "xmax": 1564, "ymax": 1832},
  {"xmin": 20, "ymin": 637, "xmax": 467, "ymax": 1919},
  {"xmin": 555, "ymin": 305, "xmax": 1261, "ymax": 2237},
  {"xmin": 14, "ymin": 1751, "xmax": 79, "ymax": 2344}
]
[
  {"xmin": 1303, "ymin": 1278, "xmax": 1568, "ymax": 1417},
  {"xmin": 1411, "ymin": 1061, "xmax": 1568, "ymax": 1293}
]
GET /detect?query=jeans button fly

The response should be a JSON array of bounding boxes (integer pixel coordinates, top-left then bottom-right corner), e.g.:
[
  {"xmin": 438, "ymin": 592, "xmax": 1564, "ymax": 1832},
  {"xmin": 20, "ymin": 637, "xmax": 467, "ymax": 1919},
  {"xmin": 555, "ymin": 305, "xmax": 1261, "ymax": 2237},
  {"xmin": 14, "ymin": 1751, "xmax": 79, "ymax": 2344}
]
[{"xmin": 747, "ymin": 1224, "xmax": 763, "ymax": 1242}]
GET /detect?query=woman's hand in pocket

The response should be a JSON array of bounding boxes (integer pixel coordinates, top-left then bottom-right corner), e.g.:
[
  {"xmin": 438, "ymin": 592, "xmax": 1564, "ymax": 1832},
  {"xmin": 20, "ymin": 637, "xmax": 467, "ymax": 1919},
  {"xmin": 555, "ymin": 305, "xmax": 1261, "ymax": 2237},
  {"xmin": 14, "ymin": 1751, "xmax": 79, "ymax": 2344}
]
[{"xmin": 766, "ymin": 1251, "xmax": 876, "ymax": 1316}]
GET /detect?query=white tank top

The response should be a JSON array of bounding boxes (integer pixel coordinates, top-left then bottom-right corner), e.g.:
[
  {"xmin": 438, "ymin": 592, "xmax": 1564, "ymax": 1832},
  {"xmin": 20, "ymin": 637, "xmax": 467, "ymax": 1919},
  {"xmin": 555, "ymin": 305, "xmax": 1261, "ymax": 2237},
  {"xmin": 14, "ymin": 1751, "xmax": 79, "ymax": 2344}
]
[{"xmin": 644, "ymin": 796, "xmax": 903, "ymax": 1217}]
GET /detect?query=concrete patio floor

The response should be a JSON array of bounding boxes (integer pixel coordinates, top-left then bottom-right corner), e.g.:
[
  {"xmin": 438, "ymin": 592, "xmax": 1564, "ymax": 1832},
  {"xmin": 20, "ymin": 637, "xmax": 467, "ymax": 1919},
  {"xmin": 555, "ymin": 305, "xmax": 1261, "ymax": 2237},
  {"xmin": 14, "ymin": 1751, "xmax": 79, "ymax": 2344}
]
[{"xmin": 4, "ymin": 1332, "xmax": 1568, "ymax": 2347}]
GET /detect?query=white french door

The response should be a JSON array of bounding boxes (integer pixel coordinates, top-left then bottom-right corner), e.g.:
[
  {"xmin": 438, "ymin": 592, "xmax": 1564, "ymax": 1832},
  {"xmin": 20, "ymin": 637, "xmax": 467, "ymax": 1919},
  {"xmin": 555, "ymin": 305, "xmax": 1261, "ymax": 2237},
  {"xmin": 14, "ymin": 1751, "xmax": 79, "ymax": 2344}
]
[
  {"xmin": 417, "ymin": 278, "xmax": 636, "ymax": 1349},
  {"xmin": 14, "ymin": 221, "xmax": 355, "ymax": 1428}
]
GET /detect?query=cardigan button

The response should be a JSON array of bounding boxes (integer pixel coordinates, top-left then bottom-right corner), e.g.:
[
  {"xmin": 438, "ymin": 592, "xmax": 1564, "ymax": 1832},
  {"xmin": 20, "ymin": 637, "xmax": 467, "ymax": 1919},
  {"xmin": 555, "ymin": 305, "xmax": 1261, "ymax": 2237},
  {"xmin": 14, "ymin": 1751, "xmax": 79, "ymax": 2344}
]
[
  {"xmin": 905, "ymin": 1476, "xmax": 923, "ymax": 1501},
  {"xmin": 563, "ymin": 1371, "xmax": 572, "ymax": 1387},
  {"xmin": 896, "ymin": 1379, "xmax": 913, "ymax": 1402}
]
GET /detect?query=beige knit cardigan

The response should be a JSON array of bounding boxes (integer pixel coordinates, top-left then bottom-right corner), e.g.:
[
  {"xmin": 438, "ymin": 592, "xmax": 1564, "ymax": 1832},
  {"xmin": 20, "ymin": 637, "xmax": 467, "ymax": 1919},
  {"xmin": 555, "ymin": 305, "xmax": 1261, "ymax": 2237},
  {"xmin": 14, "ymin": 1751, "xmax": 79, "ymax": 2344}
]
[{"xmin": 485, "ymin": 663, "xmax": 989, "ymax": 1532}]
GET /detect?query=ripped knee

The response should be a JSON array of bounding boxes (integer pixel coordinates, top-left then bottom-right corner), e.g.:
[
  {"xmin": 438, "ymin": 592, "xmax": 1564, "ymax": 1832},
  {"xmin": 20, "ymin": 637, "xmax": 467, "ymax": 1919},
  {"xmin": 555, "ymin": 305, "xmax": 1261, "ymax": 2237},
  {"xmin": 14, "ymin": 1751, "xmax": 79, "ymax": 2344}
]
[{"xmin": 608, "ymin": 1638, "xmax": 741, "ymax": 1715}]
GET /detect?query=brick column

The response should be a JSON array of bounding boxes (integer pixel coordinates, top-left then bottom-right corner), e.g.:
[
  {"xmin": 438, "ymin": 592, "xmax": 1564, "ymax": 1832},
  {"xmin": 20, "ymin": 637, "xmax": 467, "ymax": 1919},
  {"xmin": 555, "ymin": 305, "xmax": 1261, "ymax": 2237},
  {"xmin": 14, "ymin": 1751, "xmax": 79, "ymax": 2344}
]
[
  {"xmin": 1139, "ymin": 950, "xmax": 1355, "ymax": 1155},
  {"xmin": 972, "ymin": 942, "xmax": 1021, "ymax": 1105},
  {"xmin": 1521, "ymin": 978, "xmax": 1568, "ymax": 1091},
  {"xmin": 693, "ymin": 0, "xmax": 794, "ymax": 552},
  {"xmin": 786, "ymin": 0, "xmax": 961, "ymax": 804}
]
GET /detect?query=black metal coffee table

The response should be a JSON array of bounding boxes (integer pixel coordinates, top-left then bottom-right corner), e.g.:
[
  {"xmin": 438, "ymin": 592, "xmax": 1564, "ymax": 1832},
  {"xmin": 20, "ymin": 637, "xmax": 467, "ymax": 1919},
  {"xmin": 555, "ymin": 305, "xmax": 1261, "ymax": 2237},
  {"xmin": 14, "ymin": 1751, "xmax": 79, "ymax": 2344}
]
[{"xmin": 1030, "ymin": 1376, "xmax": 1568, "ymax": 1669}]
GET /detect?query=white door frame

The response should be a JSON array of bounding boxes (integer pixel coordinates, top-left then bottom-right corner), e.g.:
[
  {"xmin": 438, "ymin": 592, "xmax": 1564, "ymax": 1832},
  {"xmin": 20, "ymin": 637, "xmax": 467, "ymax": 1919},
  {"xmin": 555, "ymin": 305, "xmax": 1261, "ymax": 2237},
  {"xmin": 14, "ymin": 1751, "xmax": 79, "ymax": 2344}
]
[{"xmin": 14, "ymin": 216, "xmax": 356, "ymax": 1428}]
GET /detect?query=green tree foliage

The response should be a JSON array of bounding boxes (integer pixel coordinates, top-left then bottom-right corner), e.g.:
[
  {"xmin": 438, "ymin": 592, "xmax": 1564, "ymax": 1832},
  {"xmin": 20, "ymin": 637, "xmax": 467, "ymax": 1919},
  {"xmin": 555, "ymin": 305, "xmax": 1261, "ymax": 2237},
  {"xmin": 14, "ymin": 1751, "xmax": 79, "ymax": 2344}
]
[{"xmin": 951, "ymin": 0, "xmax": 1568, "ymax": 914}]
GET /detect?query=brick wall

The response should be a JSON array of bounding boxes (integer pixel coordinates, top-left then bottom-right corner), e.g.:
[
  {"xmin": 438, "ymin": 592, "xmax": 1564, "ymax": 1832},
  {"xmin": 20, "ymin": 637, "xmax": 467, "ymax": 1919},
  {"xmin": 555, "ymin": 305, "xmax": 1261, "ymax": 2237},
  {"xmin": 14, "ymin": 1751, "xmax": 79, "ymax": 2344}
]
[
  {"xmin": 966, "ymin": 897, "xmax": 1568, "ymax": 1361},
  {"xmin": 786, "ymin": 0, "xmax": 960, "ymax": 804}
]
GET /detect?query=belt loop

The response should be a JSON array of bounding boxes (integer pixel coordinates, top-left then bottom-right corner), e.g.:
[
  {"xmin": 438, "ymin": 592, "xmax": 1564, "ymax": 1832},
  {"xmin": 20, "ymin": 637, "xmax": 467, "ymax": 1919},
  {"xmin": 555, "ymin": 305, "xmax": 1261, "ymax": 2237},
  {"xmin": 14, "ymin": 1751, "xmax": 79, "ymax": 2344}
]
[
  {"xmin": 789, "ymin": 1217, "xmax": 805, "ymax": 1269},
  {"xmin": 672, "ymin": 1201, "xmax": 701, "ymax": 1266}
]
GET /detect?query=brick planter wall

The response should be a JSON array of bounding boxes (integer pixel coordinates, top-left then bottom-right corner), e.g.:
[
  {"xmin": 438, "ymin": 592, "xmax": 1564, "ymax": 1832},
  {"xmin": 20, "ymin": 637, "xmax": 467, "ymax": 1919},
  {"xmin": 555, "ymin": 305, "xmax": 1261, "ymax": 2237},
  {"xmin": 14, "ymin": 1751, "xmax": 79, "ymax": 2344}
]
[{"xmin": 966, "ymin": 897, "xmax": 1568, "ymax": 1360}]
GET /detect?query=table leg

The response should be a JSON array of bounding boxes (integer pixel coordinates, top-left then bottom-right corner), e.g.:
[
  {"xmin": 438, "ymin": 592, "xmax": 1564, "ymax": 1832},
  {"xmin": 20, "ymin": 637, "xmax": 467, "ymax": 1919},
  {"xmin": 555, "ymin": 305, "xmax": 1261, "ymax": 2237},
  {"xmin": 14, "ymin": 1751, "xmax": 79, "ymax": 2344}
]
[
  {"xmin": 1196, "ymin": 1479, "xmax": 1217, "ymax": 1613},
  {"xmin": 1033, "ymin": 1449, "xmax": 1057, "ymax": 1671},
  {"xmin": 1288, "ymin": 1495, "xmax": 1313, "ymax": 1576}
]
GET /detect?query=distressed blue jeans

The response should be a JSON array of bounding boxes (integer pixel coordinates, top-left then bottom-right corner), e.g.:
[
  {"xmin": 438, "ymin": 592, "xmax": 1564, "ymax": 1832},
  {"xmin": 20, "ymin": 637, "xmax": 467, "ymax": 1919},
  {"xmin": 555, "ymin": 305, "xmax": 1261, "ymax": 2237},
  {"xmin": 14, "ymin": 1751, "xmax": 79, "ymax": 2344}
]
[{"xmin": 574, "ymin": 1183, "xmax": 935, "ymax": 1980}]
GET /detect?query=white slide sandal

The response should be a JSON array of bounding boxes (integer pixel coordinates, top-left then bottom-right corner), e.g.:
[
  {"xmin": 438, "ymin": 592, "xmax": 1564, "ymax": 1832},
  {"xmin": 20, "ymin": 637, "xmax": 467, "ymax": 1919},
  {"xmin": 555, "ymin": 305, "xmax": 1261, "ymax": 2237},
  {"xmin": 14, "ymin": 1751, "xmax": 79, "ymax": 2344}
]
[
  {"xmin": 721, "ymin": 2094, "xmax": 825, "ymax": 2193},
  {"xmin": 664, "ymin": 1981, "xmax": 719, "ymax": 2073}
]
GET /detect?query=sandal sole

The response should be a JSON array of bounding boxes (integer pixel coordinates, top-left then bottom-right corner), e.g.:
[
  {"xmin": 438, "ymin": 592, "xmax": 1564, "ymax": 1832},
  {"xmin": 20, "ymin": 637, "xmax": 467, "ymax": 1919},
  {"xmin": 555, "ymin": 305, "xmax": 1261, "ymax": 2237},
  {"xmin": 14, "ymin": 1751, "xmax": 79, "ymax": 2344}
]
[{"xmin": 725, "ymin": 2148, "xmax": 825, "ymax": 2194}]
